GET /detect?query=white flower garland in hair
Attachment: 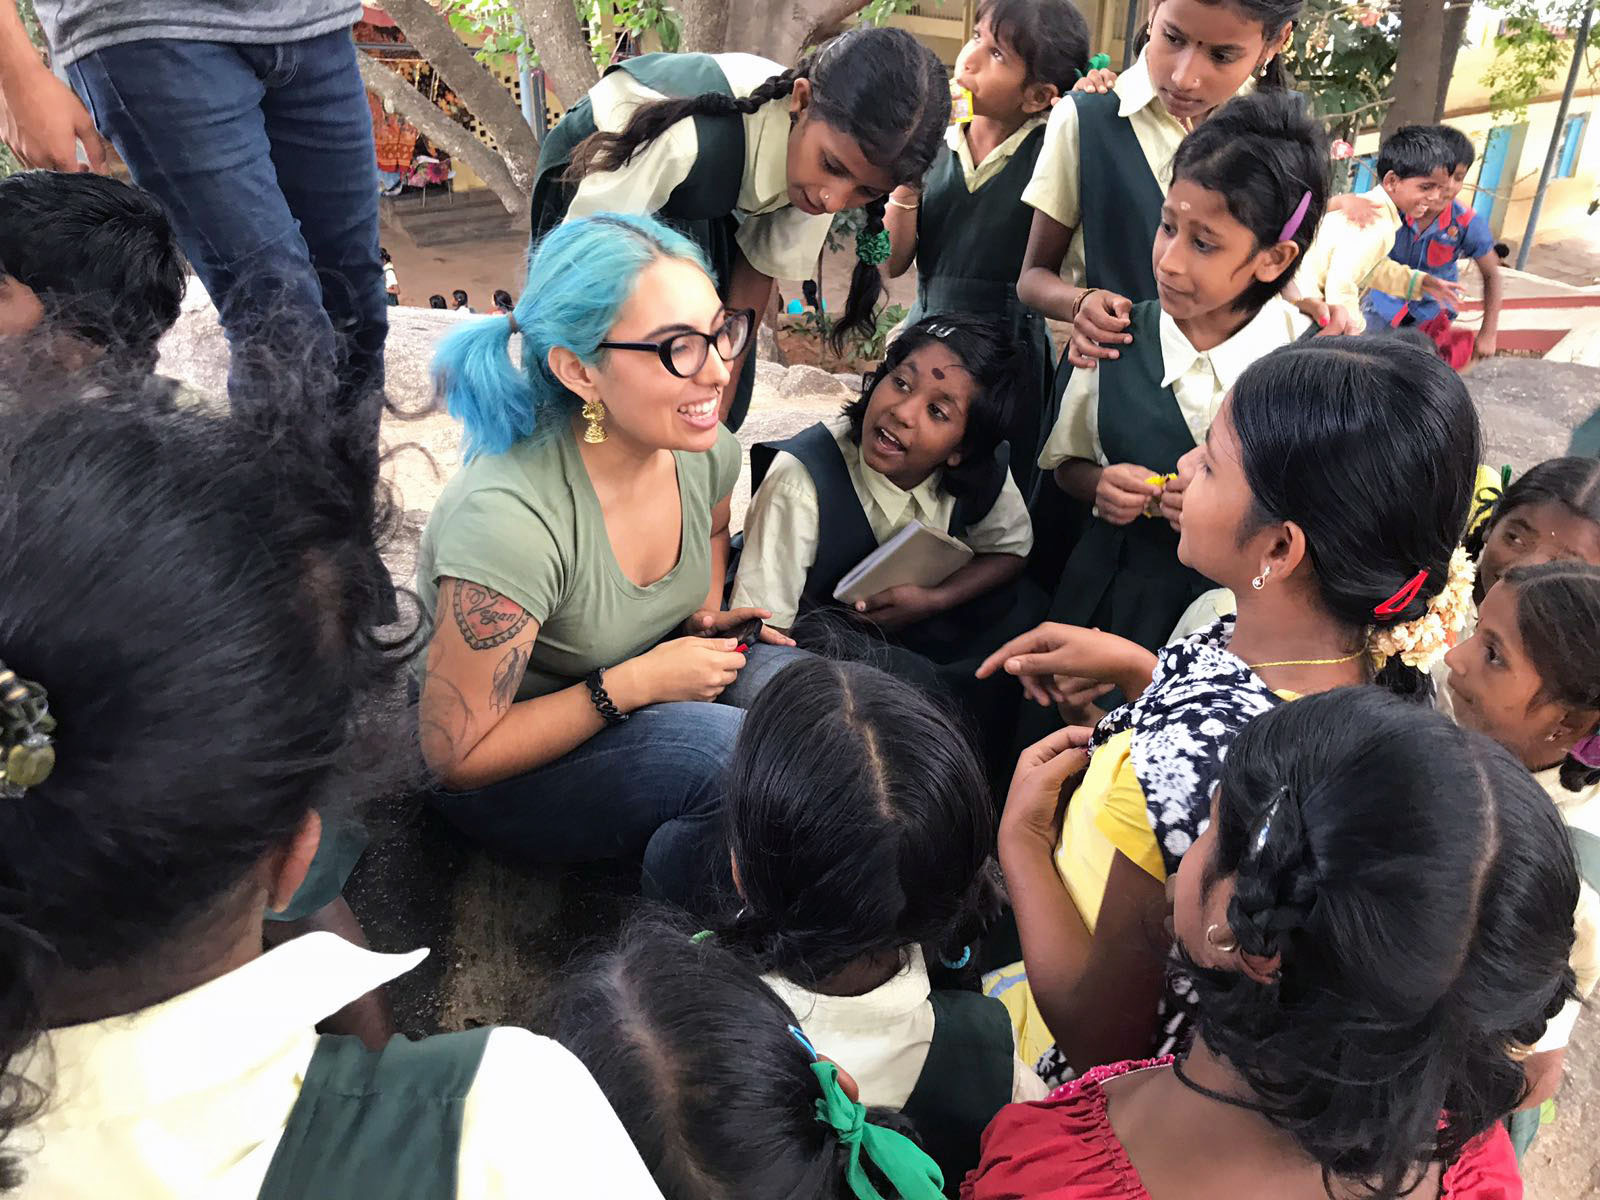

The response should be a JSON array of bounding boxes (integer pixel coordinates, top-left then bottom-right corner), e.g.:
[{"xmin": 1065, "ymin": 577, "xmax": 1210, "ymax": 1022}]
[{"xmin": 1367, "ymin": 547, "xmax": 1477, "ymax": 673}]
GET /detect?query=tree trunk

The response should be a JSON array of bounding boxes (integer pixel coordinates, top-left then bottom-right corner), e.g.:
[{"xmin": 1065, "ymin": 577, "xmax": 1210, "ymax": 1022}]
[
  {"xmin": 723, "ymin": 0, "xmax": 872, "ymax": 66},
  {"xmin": 677, "ymin": 0, "xmax": 730, "ymax": 55},
  {"xmin": 1433, "ymin": 1, "xmax": 1473, "ymax": 121},
  {"xmin": 514, "ymin": 0, "xmax": 600, "ymax": 106},
  {"xmin": 1382, "ymin": 0, "xmax": 1449, "ymax": 137},
  {"xmin": 380, "ymin": 0, "xmax": 539, "ymax": 192},
  {"xmin": 358, "ymin": 52, "xmax": 530, "ymax": 214}
]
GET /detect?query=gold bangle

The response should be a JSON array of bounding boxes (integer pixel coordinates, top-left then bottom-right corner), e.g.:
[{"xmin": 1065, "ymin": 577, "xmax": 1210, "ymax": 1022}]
[
  {"xmin": 1071, "ymin": 287, "xmax": 1100, "ymax": 321},
  {"xmin": 887, "ymin": 196, "xmax": 919, "ymax": 211}
]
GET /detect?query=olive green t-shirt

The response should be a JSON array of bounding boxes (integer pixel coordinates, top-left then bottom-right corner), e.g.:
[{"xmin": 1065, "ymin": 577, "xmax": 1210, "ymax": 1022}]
[{"xmin": 416, "ymin": 424, "xmax": 742, "ymax": 700}]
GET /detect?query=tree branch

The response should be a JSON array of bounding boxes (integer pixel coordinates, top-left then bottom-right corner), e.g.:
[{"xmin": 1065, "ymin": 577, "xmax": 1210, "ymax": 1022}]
[
  {"xmin": 378, "ymin": 0, "xmax": 539, "ymax": 189},
  {"xmin": 514, "ymin": 0, "xmax": 600, "ymax": 107},
  {"xmin": 358, "ymin": 51, "xmax": 530, "ymax": 214}
]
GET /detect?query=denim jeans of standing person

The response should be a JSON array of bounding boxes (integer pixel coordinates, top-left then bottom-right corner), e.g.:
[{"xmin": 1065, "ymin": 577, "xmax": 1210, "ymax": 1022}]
[
  {"xmin": 66, "ymin": 29, "xmax": 388, "ymax": 494},
  {"xmin": 431, "ymin": 644, "xmax": 813, "ymax": 914}
]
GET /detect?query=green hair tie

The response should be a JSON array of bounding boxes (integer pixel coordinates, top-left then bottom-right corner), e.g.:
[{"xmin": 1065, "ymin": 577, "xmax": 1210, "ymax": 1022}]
[
  {"xmin": 856, "ymin": 226, "xmax": 892, "ymax": 266},
  {"xmin": 1076, "ymin": 52, "xmax": 1112, "ymax": 78},
  {"xmin": 807, "ymin": 1058, "xmax": 945, "ymax": 1200}
]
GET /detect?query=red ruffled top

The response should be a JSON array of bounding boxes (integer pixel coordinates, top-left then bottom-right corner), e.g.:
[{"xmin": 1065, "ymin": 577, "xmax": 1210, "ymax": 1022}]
[{"xmin": 960, "ymin": 1057, "xmax": 1523, "ymax": 1199}]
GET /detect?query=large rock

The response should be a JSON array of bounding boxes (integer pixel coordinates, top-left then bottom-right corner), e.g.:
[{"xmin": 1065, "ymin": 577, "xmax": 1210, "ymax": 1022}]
[{"xmin": 777, "ymin": 362, "xmax": 855, "ymax": 403}]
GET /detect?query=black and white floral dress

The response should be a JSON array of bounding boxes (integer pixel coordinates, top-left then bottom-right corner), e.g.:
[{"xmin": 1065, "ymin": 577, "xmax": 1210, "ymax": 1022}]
[{"xmin": 1031, "ymin": 618, "xmax": 1283, "ymax": 1085}]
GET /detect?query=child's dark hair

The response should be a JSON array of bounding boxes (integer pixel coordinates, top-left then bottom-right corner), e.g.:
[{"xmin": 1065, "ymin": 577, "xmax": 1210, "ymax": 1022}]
[
  {"xmin": 0, "ymin": 362, "xmax": 413, "ymax": 1191},
  {"xmin": 716, "ymin": 659, "xmax": 996, "ymax": 988},
  {"xmin": 843, "ymin": 312, "xmax": 1025, "ymax": 499},
  {"xmin": 1230, "ymin": 338, "xmax": 1481, "ymax": 697},
  {"xmin": 1377, "ymin": 125, "xmax": 1453, "ymax": 181},
  {"xmin": 551, "ymin": 912, "xmax": 918, "ymax": 1200},
  {"xmin": 381, "ymin": 246, "xmax": 392, "ymax": 264},
  {"xmin": 1184, "ymin": 687, "xmax": 1578, "ymax": 1200},
  {"xmin": 1137, "ymin": 0, "xmax": 1303, "ymax": 90},
  {"xmin": 1504, "ymin": 561, "xmax": 1600, "ymax": 791},
  {"xmin": 568, "ymin": 29, "xmax": 949, "ymax": 355},
  {"xmin": 1169, "ymin": 91, "xmax": 1329, "ymax": 313},
  {"xmin": 429, "ymin": 293, "xmax": 447, "ymax": 309},
  {"xmin": 493, "ymin": 288, "xmax": 514, "ymax": 309},
  {"xmin": 0, "ymin": 170, "xmax": 185, "ymax": 371},
  {"xmin": 452, "ymin": 289, "xmax": 470, "ymax": 306},
  {"xmin": 1432, "ymin": 123, "xmax": 1475, "ymax": 171},
  {"xmin": 978, "ymin": 0, "xmax": 1091, "ymax": 92},
  {"xmin": 1466, "ymin": 455, "xmax": 1600, "ymax": 558}
]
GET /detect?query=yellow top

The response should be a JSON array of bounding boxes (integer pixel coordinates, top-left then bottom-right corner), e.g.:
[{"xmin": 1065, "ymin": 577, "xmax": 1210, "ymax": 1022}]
[{"xmin": 1297, "ymin": 185, "xmax": 1409, "ymax": 333}]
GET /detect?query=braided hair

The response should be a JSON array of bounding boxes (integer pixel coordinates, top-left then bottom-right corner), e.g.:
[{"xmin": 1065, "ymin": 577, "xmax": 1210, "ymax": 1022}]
[
  {"xmin": 568, "ymin": 30, "xmax": 950, "ymax": 354},
  {"xmin": 1503, "ymin": 561, "xmax": 1600, "ymax": 792},
  {"xmin": 1182, "ymin": 688, "xmax": 1578, "ymax": 1199}
]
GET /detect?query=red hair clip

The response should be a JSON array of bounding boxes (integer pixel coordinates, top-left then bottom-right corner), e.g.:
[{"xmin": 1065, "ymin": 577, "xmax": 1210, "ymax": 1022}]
[{"xmin": 1374, "ymin": 569, "xmax": 1429, "ymax": 617}]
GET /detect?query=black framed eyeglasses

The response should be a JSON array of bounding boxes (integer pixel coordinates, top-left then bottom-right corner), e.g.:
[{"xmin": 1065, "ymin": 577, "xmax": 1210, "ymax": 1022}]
[{"xmin": 598, "ymin": 308, "xmax": 755, "ymax": 379}]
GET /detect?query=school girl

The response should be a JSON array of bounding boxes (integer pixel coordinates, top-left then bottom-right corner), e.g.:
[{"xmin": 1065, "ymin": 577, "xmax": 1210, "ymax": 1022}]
[
  {"xmin": 732, "ymin": 312, "xmax": 1033, "ymax": 664},
  {"xmin": 1015, "ymin": 0, "xmax": 1302, "ymax": 382},
  {"xmin": 884, "ymin": 0, "xmax": 1090, "ymax": 497},
  {"xmin": 1443, "ymin": 562, "xmax": 1600, "ymax": 1156},
  {"xmin": 555, "ymin": 917, "xmax": 948, "ymax": 1200},
  {"xmin": 1037, "ymin": 92, "xmax": 1322, "ymax": 658},
  {"xmin": 966, "ymin": 690, "xmax": 1573, "ymax": 1200},
  {"xmin": 712, "ymin": 658, "xmax": 1044, "ymax": 1186},
  {"xmin": 980, "ymin": 337, "xmax": 1482, "ymax": 1076},
  {"xmin": 530, "ymin": 28, "xmax": 949, "ymax": 430},
  {"xmin": 0, "ymin": 376, "xmax": 661, "ymax": 1197}
]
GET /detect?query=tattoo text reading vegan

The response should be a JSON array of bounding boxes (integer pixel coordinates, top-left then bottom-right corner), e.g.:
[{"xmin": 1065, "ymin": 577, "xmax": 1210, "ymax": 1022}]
[{"xmin": 453, "ymin": 581, "xmax": 532, "ymax": 649}]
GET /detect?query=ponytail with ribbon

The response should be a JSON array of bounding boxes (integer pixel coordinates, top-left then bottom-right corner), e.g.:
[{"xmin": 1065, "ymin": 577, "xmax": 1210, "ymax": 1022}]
[{"xmin": 788, "ymin": 1025, "xmax": 945, "ymax": 1200}]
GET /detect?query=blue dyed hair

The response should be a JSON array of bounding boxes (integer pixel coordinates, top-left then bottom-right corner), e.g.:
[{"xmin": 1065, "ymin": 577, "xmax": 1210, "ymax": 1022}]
[{"xmin": 431, "ymin": 213, "xmax": 712, "ymax": 461}]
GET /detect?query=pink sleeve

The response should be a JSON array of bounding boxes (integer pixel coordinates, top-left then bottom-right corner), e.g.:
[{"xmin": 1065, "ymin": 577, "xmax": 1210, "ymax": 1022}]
[{"xmin": 1442, "ymin": 1125, "xmax": 1523, "ymax": 1199}]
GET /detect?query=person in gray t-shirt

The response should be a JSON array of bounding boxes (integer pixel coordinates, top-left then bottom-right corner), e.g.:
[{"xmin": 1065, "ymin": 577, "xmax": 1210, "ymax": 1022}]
[{"xmin": 0, "ymin": 2, "xmax": 386, "ymax": 461}]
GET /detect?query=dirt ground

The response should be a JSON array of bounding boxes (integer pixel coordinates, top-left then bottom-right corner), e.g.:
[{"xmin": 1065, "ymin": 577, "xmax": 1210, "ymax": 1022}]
[{"xmin": 157, "ymin": 294, "xmax": 1600, "ymax": 1199}]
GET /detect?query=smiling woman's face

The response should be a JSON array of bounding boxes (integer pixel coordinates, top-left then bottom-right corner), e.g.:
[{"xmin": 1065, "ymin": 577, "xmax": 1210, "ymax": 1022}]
[{"xmin": 585, "ymin": 257, "xmax": 731, "ymax": 453}]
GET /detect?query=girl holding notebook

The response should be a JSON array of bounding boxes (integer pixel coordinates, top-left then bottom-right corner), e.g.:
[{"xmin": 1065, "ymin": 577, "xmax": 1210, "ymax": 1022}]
[{"xmin": 731, "ymin": 313, "xmax": 1033, "ymax": 668}]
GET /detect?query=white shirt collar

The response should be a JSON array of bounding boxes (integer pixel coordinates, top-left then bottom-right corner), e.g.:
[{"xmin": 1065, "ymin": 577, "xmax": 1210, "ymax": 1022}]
[
  {"xmin": 856, "ymin": 448, "xmax": 946, "ymax": 527},
  {"xmin": 21, "ymin": 933, "xmax": 426, "ymax": 1114},
  {"xmin": 944, "ymin": 115, "xmax": 1045, "ymax": 171},
  {"xmin": 1157, "ymin": 296, "xmax": 1304, "ymax": 393},
  {"xmin": 741, "ymin": 97, "xmax": 794, "ymax": 215},
  {"xmin": 764, "ymin": 947, "xmax": 932, "ymax": 1034}
]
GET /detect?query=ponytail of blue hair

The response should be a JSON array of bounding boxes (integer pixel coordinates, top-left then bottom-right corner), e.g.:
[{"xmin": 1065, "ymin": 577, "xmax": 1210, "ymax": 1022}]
[{"xmin": 431, "ymin": 213, "xmax": 713, "ymax": 461}]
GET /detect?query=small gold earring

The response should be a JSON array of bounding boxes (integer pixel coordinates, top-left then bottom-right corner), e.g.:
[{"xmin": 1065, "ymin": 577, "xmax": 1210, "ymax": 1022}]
[
  {"xmin": 582, "ymin": 397, "xmax": 607, "ymax": 444},
  {"xmin": 1206, "ymin": 923, "xmax": 1239, "ymax": 954}
]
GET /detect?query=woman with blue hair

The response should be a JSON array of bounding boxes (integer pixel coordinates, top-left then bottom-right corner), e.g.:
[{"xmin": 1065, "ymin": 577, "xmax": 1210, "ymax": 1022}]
[{"xmin": 417, "ymin": 213, "xmax": 793, "ymax": 911}]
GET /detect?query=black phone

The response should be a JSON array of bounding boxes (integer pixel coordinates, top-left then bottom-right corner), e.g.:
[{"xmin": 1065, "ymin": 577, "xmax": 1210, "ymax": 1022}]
[{"xmin": 701, "ymin": 617, "xmax": 763, "ymax": 647}]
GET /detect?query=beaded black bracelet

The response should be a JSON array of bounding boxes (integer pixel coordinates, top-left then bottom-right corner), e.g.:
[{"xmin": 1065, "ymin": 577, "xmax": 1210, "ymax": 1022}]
[{"xmin": 585, "ymin": 668, "xmax": 629, "ymax": 725}]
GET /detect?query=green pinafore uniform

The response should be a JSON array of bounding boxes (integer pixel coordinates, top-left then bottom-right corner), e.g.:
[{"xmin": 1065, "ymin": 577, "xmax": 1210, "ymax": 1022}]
[
  {"xmin": 529, "ymin": 53, "xmax": 759, "ymax": 430},
  {"xmin": 1046, "ymin": 301, "xmax": 1212, "ymax": 651},
  {"xmin": 907, "ymin": 125, "xmax": 1053, "ymax": 501},
  {"xmin": 1029, "ymin": 92, "xmax": 1166, "ymax": 585},
  {"xmin": 256, "ymin": 1029, "xmax": 492, "ymax": 1199}
]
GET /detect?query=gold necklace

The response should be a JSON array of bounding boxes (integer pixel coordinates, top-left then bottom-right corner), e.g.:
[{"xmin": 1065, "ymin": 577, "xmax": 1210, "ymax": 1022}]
[{"xmin": 1249, "ymin": 650, "xmax": 1364, "ymax": 671}]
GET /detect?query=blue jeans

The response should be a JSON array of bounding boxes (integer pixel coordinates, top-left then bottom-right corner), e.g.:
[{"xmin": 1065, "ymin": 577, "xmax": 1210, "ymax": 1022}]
[
  {"xmin": 431, "ymin": 702, "xmax": 745, "ymax": 913},
  {"xmin": 68, "ymin": 31, "xmax": 387, "ymax": 476},
  {"xmin": 428, "ymin": 645, "xmax": 809, "ymax": 912}
]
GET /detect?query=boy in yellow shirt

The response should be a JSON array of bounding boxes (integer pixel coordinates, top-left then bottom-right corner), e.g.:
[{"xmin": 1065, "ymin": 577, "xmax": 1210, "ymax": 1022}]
[{"xmin": 1295, "ymin": 126, "xmax": 1461, "ymax": 333}]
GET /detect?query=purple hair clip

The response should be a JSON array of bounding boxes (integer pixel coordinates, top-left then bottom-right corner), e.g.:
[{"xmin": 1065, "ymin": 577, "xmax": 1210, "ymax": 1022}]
[
  {"xmin": 1278, "ymin": 190, "xmax": 1313, "ymax": 243},
  {"xmin": 1571, "ymin": 733, "xmax": 1600, "ymax": 769}
]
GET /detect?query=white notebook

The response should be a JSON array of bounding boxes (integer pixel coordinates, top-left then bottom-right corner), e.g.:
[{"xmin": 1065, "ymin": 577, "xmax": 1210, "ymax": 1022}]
[{"xmin": 832, "ymin": 520, "xmax": 975, "ymax": 605}]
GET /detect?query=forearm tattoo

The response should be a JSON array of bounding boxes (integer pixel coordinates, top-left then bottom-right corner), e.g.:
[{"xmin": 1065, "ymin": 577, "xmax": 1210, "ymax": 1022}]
[
  {"xmin": 491, "ymin": 642, "xmax": 532, "ymax": 714},
  {"xmin": 452, "ymin": 581, "xmax": 532, "ymax": 650}
]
